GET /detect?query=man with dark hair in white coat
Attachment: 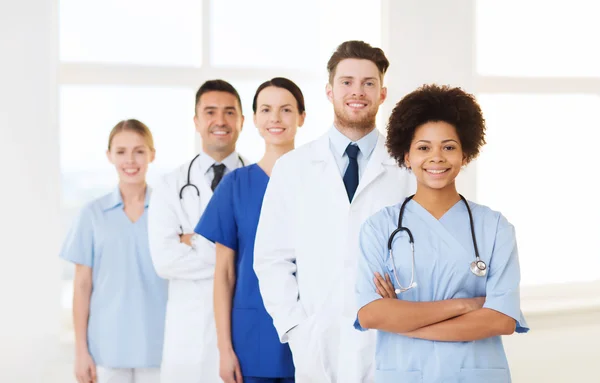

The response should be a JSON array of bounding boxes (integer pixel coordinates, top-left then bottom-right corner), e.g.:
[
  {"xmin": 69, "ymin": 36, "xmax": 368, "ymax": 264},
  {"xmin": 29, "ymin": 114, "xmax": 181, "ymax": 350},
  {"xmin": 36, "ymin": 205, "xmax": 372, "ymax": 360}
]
[
  {"xmin": 254, "ymin": 40, "xmax": 414, "ymax": 383},
  {"xmin": 148, "ymin": 80, "xmax": 247, "ymax": 383}
]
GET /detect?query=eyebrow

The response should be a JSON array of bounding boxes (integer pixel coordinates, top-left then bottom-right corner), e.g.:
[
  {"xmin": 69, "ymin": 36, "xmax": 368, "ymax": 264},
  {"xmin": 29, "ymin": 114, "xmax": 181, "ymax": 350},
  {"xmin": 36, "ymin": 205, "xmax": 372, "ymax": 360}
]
[
  {"xmin": 203, "ymin": 105, "xmax": 238, "ymax": 111},
  {"xmin": 416, "ymin": 139, "xmax": 460, "ymax": 144},
  {"xmin": 115, "ymin": 145, "xmax": 146, "ymax": 150},
  {"xmin": 259, "ymin": 103, "xmax": 293, "ymax": 108},
  {"xmin": 338, "ymin": 76, "xmax": 379, "ymax": 82}
]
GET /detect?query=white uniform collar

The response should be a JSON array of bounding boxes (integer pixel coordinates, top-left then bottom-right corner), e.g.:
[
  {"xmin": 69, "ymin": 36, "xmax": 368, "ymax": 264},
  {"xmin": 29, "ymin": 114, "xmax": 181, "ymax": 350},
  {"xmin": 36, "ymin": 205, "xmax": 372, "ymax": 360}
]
[
  {"xmin": 328, "ymin": 124, "xmax": 380, "ymax": 160},
  {"xmin": 197, "ymin": 150, "xmax": 241, "ymax": 176}
]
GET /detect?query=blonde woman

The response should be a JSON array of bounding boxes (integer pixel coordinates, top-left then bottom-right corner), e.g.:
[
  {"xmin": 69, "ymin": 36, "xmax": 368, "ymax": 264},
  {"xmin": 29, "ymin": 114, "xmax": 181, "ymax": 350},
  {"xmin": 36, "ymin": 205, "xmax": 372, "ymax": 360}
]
[{"xmin": 60, "ymin": 120, "xmax": 167, "ymax": 383}]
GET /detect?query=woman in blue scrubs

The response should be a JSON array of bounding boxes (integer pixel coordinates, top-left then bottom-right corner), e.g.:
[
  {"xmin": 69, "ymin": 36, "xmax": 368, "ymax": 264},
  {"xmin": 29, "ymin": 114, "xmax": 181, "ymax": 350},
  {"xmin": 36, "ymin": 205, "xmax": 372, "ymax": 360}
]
[
  {"xmin": 355, "ymin": 85, "xmax": 529, "ymax": 383},
  {"xmin": 60, "ymin": 120, "xmax": 168, "ymax": 383},
  {"xmin": 195, "ymin": 77, "xmax": 305, "ymax": 383}
]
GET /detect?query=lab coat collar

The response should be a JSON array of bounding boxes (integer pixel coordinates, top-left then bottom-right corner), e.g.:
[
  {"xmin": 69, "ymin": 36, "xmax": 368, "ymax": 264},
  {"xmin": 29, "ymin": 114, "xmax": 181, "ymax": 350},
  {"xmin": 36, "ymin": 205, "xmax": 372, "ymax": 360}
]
[
  {"xmin": 312, "ymin": 129, "xmax": 396, "ymax": 204},
  {"xmin": 352, "ymin": 133, "xmax": 390, "ymax": 199},
  {"xmin": 102, "ymin": 186, "xmax": 151, "ymax": 211},
  {"xmin": 313, "ymin": 127, "xmax": 390, "ymax": 164},
  {"xmin": 328, "ymin": 125, "xmax": 379, "ymax": 160},
  {"xmin": 198, "ymin": 150, "xmax": 242, "ymax": 176}
]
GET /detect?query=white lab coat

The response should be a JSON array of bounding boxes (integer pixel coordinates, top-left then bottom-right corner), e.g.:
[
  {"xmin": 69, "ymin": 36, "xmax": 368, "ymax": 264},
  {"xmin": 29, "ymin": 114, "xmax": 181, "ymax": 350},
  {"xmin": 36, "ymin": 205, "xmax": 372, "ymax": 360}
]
[
  {"xmin": 254, "ymin": 131, "xmax": 414, "ymax": 383},
  {"xmin": 148, "ymin": 154, "xmax": 245, "ymax": 383}
]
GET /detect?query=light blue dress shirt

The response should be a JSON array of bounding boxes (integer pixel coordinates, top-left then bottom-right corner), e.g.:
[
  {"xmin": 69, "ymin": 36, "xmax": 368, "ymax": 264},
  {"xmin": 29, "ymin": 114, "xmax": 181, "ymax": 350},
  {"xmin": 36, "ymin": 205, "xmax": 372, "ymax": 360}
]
[
  {"xmin": 198, "ymin": 150, "xmax": 245, "ymax": 187},
  {"xmin": 59, "ymin": 187, "xmax": 168, "ymax": 368},
  {"xmin": 328, "ymin": 125, "xmax": 379, "ymax": 179},
  {"xmin": 355, "ymin": 199, "xmax": 529, "ymax": 382}
]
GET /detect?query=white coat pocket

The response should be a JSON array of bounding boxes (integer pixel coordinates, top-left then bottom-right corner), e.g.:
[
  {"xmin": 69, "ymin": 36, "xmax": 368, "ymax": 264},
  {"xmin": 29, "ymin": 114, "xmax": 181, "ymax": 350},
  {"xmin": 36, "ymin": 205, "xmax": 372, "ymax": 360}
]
[{"xmin": 287, "ymin": 315, "xmax": 328, "ymax": 382}]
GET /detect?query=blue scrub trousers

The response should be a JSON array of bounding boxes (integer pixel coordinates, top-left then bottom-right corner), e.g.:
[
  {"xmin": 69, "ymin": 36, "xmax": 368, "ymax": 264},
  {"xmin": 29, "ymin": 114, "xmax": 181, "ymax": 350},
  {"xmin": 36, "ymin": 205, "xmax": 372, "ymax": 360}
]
[{"xmin": 243, "ymin": 378, "xmax": 294, "ymax": 383}]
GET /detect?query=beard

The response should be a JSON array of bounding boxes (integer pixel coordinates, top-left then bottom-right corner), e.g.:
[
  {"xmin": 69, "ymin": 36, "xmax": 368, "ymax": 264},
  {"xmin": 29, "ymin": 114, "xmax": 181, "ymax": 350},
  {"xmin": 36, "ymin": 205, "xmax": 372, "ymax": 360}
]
[{"xmin": 333, "ymin": 103, "xmax": 378, "ymax": 132}]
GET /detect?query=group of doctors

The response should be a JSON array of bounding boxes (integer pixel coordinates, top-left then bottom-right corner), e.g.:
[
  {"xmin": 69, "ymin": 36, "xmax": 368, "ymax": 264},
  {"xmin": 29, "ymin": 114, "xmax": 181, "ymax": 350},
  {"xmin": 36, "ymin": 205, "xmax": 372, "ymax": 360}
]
[{"xmin": 60, "ymin": 40, "xmax": 528, "ymax": 383}]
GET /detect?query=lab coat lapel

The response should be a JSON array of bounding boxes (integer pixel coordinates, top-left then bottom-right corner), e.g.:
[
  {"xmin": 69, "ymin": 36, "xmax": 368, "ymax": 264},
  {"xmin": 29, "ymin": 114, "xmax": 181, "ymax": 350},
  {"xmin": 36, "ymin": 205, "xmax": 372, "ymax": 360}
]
[
  {"xmin": 311, "ymin": 133, "xmax": 350, "ymax": 210},
  {"xmin": 352, "ymin": 132, "xmax": 391, "ymax": 203}
]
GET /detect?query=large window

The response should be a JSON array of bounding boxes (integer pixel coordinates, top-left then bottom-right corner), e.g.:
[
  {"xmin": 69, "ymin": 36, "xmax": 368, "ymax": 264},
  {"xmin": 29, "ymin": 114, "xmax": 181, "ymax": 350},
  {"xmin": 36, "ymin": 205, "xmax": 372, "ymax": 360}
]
[
  {"xmin": 58, "ymin": 0, "xmax": 382, "ymax": 337},
  {"xmin": 475, "ymin": 1, "xmax": 600, "ymax": 286}
]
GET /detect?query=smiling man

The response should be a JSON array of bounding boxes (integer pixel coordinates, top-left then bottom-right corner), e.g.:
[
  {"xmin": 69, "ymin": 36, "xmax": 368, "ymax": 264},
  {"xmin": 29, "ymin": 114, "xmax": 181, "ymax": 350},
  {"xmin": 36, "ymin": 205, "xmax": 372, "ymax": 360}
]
[
  {"xmin": 148, "ymin": 80, "xmax": 247, "ymax": 383},
  {"xmin": 254, "ymin": 41, "xmax": 415, "ymax": 383}
]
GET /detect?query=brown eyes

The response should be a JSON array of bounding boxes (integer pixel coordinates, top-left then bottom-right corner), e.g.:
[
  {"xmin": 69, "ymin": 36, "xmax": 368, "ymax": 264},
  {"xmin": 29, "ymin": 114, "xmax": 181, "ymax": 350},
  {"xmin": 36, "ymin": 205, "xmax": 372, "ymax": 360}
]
[{"xmin": 416, "ymin": 146, "xmax": 457, "ymax": 151}]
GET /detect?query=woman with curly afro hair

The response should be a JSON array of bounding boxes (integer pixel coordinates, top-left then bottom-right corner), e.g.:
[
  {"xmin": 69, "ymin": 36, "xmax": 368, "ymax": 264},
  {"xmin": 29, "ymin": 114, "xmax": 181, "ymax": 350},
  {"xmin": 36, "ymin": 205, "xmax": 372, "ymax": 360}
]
[{"xmin": 354, "ymin": 84, "xmax": 529, "ymax": 382}]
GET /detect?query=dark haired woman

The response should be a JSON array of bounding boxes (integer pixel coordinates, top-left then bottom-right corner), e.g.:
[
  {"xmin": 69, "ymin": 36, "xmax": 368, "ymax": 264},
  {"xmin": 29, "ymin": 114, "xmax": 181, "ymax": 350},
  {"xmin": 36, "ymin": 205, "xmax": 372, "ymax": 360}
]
[
  {"xmin": 355, "ymin": 84, "xmax": 529, "ymax": 383},
  {"xmin": 195, "ymin": 78, "xmax": 306, "ymax": 383}
]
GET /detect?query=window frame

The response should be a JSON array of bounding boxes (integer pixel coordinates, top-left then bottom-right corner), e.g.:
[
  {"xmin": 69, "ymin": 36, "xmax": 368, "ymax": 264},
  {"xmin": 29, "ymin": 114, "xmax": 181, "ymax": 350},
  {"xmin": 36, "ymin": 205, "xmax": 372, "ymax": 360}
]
[
  {"xmin": 57, "ymin": 0, "xmax": 381, "ymax": 340},
  {"xmin": 472, "ymin": 6, "xmax": 600, "ymax": 313},
  {"xmin": 58, "ymin": 0, "xmax": 598, "ymax": 328}
]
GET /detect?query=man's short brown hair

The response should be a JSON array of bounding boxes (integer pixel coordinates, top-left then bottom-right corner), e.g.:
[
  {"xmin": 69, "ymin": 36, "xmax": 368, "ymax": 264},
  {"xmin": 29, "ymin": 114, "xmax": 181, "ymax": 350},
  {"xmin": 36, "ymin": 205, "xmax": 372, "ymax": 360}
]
[{"xmin": 327, "ymin": 40, "xmax": 390, "ymax": 84}]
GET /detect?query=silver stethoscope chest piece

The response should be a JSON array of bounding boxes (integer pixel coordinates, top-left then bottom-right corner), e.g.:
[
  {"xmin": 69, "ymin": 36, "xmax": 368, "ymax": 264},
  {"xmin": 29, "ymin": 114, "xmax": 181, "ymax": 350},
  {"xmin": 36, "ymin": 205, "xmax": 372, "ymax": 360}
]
[
  {"xmin": 470, "ymin": 258, "xmax": 487, "ymax": 277},
  {"xmin": 388, "ymin": 194, "xmax": 488, "ymax": 295}
]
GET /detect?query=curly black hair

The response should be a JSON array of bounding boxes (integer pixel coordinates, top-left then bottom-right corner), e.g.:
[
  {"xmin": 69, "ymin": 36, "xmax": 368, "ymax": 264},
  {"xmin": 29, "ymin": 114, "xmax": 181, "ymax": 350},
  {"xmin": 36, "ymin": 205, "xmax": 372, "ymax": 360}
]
[{"xmin": 386, "ymin": 84, "xmax": 486, "ymax": 168}]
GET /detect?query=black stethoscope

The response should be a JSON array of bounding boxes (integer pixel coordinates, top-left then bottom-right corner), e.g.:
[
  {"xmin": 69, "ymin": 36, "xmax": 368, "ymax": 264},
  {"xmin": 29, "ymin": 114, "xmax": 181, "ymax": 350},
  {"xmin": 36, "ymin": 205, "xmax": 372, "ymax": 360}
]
[
  {"xmin": 387, "ymin": 194, "xmax": 487, "ymax": 294},
  {"xmin": 179, "ymin": 154, "xmax": 245, "ymax": 199}
]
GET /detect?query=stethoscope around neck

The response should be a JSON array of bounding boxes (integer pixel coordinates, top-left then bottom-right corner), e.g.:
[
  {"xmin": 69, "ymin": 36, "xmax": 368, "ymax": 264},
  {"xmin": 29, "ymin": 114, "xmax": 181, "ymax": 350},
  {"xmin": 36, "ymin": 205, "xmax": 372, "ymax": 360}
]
[
  {"xmin": 387, "ymin": 194, "xmax": 488, "ymax": 294},
  {"xmin": 179, "ymin": 154, "xmax": 245, "ymax": 199}
]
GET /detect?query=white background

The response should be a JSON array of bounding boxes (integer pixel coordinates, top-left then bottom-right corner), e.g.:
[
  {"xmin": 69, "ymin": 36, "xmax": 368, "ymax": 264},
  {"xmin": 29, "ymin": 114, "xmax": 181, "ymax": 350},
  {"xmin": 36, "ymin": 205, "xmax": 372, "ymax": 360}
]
[{"xmin": 1, "ymin": 0, "xmax": 599, "ymax": 381}]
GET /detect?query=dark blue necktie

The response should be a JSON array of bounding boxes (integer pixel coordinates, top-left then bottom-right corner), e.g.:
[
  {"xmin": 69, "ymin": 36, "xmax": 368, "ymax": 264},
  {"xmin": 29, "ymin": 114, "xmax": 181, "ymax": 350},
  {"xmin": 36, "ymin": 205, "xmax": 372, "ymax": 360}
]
[
  {"xmin": 343, "ymin": 144, "xmax": 360, "ymax": 202},
  {"xmin": 211, "ymin": 163, "xmax": 226, "ymax": 191}
]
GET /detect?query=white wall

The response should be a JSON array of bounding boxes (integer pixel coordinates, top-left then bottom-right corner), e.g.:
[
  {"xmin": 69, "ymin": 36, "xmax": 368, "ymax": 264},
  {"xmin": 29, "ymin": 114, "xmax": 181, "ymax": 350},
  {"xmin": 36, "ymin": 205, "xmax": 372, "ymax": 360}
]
[
  {"xmin": 383, "ymin": 1, "xmax": 600, "ymax": 382},
  {"xmin": 0, "ymin": 0, "xmax": 64, "ymax": 381},
  {"xmin": 381, "ymin": 0, "xmax": 477, "ymax": 199},
  {"xmin": 504, "ymin": 308, "xmax": 600, "ymax": 382}
]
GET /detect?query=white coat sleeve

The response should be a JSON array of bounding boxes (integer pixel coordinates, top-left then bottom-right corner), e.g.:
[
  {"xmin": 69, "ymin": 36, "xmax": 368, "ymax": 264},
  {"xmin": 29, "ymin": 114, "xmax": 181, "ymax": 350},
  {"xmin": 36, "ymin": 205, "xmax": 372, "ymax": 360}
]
[
  {"xmin": 253, "ymin": 158, "xmax": 307, "ymax": 343},
  {"xmin": 148, "ymin": 177, "xmax": 215, "ymax": 281}
]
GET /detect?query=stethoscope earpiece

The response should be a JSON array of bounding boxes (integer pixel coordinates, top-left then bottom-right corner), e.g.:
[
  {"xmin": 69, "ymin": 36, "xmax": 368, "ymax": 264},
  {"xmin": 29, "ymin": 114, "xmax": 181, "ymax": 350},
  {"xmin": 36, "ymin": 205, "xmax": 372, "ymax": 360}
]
[{"xmin": 394, "ymin": 282, "xmax": 417, "ymax": 295}]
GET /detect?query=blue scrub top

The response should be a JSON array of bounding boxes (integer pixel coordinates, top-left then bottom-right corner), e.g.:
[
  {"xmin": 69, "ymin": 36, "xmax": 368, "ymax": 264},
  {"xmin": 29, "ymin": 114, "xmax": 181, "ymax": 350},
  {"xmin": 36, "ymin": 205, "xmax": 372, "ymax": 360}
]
[
  {"xmin": 59, "ymin": 187, "xmax": 168, "ymax": 368},
  {"xmin": 355, "ymin": 199, "xmax": 529, "ymax": 383},
  {"xmin": 195, "ymin": 164, "xmax": 295, "ymax": 378}
]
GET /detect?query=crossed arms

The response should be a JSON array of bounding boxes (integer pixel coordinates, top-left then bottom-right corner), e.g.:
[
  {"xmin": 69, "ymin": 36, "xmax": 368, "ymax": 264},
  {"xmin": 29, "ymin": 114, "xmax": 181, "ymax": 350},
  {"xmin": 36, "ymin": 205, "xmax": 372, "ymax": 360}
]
[{"xmin": 357, "ymin": 272, "xmax": 516, "ymax": 342}]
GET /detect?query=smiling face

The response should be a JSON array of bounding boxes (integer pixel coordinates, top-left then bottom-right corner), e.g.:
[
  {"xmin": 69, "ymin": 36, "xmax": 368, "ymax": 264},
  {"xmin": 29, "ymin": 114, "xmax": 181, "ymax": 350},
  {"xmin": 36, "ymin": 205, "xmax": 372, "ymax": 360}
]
[
  {"xmin": 193, "ymin": 91, "xmax": 244, "ymax": 157},
  {"xmin": 404, "ymin": 121, "xmax": 466, "ymax": 192},
  {"xmin": 253, "ymin": 86, "xmax": 305, "ymax": 147},
  {"xmin": 326, "ymin": 58, "xmax": 387, "ymax": 132},
  {"xmin": 106, "ymin": 130, "xmax": 155, "ymax": 185}
]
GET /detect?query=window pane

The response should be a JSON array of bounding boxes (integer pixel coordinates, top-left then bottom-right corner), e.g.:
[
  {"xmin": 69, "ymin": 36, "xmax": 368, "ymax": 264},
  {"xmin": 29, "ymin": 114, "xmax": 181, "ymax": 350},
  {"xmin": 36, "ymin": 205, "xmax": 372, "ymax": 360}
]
[
  {"xmin": 210, "ymin": 0, "xmax": 320, "ymax": 69},
  {"xmin": 59, "ymin": 85, "xmax": 196, "ymax": 209},
  {"xmin": 476, "ymin": 0, "xmax": 600, "ymax": 77},
  {"xmin": 476, "ymin": 94, "xmax": 600, "ymax": 285},
  {"xmin": 231, "ymin": 79, "xmax": 332, "ymax": 163},
  {"xmin": 315, "ymin": 0, "xmax": 382, "ymax": 60},
  {"xmin": 231, "ymin": 80, "xmax": 265, "ymax": 163},
  {"xmin": 59, "ymin": 0, "xmax": 202, "ymax": 66},
  {"xmin": 210, "ymin": 0, "xmax": 381, "ymax": 69}
]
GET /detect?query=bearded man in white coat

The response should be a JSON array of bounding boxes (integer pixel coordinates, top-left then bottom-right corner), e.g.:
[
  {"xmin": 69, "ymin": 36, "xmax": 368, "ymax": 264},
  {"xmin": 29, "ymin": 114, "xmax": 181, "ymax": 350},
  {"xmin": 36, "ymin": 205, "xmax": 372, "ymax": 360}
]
[
  {"xmin": 254, "ymin": 41, "xmax": 415, "ymax": 383},
  {"xmin": 148, "ymin": 80, "xmax": 247, "ymax": 383}
]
